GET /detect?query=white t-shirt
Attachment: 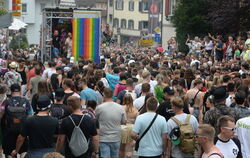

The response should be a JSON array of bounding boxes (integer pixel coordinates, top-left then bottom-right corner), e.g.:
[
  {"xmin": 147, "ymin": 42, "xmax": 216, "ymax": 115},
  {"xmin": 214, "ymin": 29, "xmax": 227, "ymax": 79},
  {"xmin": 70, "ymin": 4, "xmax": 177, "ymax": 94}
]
[
  {"xmin": 134, "ymin": 80, "xmax": 157, "ymax": 96},
  {"xmin": 205, "ymin": 40, "xmax": 214, "ymax": 50},
  {"xmin": 42, "ymin": 68, "xmax": 56, "ymax": 80},
  {"xmin": 236, "ymin": 117, "xmax": 250, "ymax": 158},
  {"xmin": 133, "ymin": 96, "xmax": 145, "ymax": 110},
  {"xmin": 215, "ymin": 137, "xmax": 241, "ymax": 158}
]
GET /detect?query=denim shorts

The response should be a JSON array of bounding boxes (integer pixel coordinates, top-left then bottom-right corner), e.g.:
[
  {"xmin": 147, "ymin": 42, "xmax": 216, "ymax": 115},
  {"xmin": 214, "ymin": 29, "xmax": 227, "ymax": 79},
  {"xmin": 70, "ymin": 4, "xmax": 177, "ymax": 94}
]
[
  {"xmin": 24, "ymin": 148, "xmax": 54, "ymax": 158},
  {"xmin": 100, "ymin": 142, "xmax": 120, "ymax": 158}
]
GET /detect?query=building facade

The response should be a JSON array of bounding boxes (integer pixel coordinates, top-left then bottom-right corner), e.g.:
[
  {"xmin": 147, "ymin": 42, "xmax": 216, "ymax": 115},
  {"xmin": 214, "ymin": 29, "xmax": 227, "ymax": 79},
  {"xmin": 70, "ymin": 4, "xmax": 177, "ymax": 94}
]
[{"xmin": 108, "ymin": 0, "xmax": 176, "ymax": 49}]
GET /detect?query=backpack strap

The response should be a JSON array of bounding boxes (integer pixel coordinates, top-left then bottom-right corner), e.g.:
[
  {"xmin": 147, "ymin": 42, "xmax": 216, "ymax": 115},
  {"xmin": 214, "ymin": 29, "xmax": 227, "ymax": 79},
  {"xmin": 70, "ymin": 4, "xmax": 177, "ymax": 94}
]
[
  {"xmin": 69, "ymin": 115, "xmax": 85, "ymax": 127},
  {"xmin": 185, "ymin": 114, "xmax": 191, "ymax": 124},
  {"xmin": 171, "ymin": 116, "xmax": 182, "ymax": 126}
]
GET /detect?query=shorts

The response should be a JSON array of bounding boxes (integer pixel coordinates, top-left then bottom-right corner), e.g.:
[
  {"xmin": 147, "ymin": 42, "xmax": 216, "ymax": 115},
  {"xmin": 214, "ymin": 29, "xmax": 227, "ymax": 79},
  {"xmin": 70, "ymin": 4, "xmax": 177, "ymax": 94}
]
[
  {"xmin": 100, "ymin": 142, "xmax": 120, "ymax": 158},
  {"xmin": 25, "ymin": 148, "xmax": 54, "ymax": 158},
  {"xmin": 121, "ymin": 124, "xmax": 134, "ymax": 144}
]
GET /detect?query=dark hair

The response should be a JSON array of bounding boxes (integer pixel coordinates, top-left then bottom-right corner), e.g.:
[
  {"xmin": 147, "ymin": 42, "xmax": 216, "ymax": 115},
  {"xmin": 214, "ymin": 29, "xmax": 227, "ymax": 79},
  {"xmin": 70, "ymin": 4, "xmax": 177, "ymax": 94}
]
[
  {"xmin": 113, "ymin": 67, "xmax": 120, "ymax": 74},
  {"xmin": 139, "ymin": 93, "xmax": 154, "ymax": 114},
  {"xmin": 86, "ymin": 100, "xmax": 97, "ymax": 110},
  {"xmin": 63, "ymin": 79, "xmax": 73, "ymax": 88},
  {"xmin": 235, "ymin": 91, "xmax": 246, "ymax": 105},
  {"xmin": 223, "ymin": 75, "xmax": 231, "ymax": 83},
  {"xmin": 141, "ymin": 83, "xmax": 150, "ymax": 93},
  {"xmin": 35, "ymin": 68, "xmax": 41, "ymax": 75},
  {"xmin": 120, "ymin": 73, "xmax": 128, "ymax": 81},
  {"xmin": 126, "ymin": 78, "xmax": 134, "ymax": 87},
  {"xmin": 227, "ymin": 82, "xmax": 235, "ymax": 92},
  {"xmin": 96, "ymin": 81, "xmax": 105, "ymax": 93}
]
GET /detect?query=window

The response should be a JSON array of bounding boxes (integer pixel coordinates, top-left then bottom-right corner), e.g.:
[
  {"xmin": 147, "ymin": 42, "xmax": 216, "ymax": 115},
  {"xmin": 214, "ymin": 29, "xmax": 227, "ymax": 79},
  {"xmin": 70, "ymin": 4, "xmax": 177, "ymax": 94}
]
[
  {"xmin": 22, "ymin": 3, "xmax": 27, "ymax": 12},
  {"xmin": 109, "ymin": 0, "xmax": 113, "ymax": 7},
  {"xmin": 121, "ymin": 19, "xmax": 126, "ymax": 29},
  {"xmin": 139, "ymin": 21, "xmax": 148, "ymax": 30},
  {"xmin": 139, "ymin": 1, "xmax": 148, "ymax": 12},
  {"xmin": 109, "ymin": 14, "xmax": 113, "ymax": 23},
  {"xmin": 128, "ymin": 20, "xmax": 134, "ymax": 29},
  {"xmin": 113, "ymin": 18, "xmax": 119, "ymax": 28},
  {"xmin": 115, "ymin": 0, "xmax": 124, "ymax": 10},
  {"xmin": 129, "ymin": 1, "xmax": 134, "ymax": 11}
]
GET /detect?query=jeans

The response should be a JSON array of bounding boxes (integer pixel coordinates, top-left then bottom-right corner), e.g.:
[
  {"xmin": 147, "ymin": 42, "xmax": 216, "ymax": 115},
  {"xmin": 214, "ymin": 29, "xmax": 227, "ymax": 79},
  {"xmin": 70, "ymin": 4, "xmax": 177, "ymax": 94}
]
[
  {"xmin": 52, "ymin": 47, "xmax": 60, "ymax": 59},
  {"xmin": 24, "ymin": 148, "xmax": 54, "ymax": 158},
  {"xmin": 100, "ymin": 142, "xmax": 120, "ymax": 158}
]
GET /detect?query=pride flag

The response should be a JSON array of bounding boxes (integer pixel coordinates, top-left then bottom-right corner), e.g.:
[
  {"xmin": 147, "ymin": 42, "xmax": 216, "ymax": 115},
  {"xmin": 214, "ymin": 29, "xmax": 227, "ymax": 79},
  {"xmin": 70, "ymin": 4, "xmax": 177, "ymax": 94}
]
[{"xmin": 72, "ymin": 18, "xmax": 101, "ymax": 63}]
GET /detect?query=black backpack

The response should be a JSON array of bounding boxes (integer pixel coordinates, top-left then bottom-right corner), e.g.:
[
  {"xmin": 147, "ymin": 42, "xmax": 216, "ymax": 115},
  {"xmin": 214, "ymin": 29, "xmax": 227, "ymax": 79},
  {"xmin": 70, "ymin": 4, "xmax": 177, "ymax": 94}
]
[
  {"xmin": 5, "ymin": 97, "xmax": 27, "ymax": 133},
  {"xmin": 50, "ymin": 104, "xmax": 65, "ymax": 120}
]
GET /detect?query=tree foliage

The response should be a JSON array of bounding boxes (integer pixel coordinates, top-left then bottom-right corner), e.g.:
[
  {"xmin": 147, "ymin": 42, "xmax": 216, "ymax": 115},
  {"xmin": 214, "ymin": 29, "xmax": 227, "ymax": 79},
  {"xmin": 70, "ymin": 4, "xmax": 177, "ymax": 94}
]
[
  {"xmin": 172, "ymin": 0, "xmax": 250, "ymax": 52},
  {"xmin": 9, "ymin": 34, "xmax": 29, "ymax": 50},
  {"xmin": 0, "ymin": 8, "xmax": 8, "ymax": 16}
]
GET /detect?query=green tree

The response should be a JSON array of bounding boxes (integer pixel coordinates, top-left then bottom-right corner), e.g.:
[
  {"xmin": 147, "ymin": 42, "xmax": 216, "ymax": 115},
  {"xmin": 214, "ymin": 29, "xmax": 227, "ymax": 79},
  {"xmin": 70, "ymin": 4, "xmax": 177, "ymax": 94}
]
[
  {"xmin": 172, "ymin": 0, "xmax": 211, "ymax": 52},
  {"xmin": 0, "ymin": 8, "xmax": 7, "ymax": 16}
]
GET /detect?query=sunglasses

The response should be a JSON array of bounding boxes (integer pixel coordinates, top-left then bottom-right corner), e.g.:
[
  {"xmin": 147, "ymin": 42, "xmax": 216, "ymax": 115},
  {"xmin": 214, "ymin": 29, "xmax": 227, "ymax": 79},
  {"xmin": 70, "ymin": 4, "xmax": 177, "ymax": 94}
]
[
  {"xmin": 194, "ymin": 134, "xmax": 207, "ymax": 138},
  {"xmin": 222, "ymin": 127, "xmax": 236, "ymax": 131}
]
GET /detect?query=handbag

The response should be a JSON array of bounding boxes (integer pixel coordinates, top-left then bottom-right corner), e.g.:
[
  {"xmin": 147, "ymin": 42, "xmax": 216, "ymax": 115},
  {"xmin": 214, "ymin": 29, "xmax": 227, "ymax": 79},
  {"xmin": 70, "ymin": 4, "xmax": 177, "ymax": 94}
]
[{"xmin": 135, "ymin": 114, "xmax": 158, "ymax": 151}]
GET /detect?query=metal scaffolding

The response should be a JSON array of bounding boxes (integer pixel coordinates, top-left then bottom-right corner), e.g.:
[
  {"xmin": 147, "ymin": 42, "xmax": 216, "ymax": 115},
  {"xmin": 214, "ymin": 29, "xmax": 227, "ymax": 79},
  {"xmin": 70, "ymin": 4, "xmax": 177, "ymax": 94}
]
[{"xmin": 41, "ymin": 8, "xmax": 73, "ymax": 62}]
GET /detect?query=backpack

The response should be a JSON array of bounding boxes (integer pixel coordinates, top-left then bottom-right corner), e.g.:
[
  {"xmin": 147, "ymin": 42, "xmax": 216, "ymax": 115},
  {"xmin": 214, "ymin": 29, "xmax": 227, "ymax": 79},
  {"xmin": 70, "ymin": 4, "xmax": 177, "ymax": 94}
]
[
  {"xmin": 68, "ymin": 115, "xmax": 89, "ymax": 157},
  {"xmin": 5, "ymin": 97, "xmax": 27, "ymax": 134},
  {"xmin": 171, "ymin": 114, "xmax": 196, "ymax": 154},
  {"xmin": 50, "ymin": 104, "xmax": 65, "ymax": 120}
]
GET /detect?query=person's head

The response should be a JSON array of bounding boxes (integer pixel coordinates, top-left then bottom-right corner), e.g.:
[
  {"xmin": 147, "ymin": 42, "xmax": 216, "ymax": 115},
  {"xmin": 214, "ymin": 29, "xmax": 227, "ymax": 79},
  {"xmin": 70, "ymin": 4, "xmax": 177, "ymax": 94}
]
[
  {"xmin": 171, "ymin": 97, "xmax": 184, "ymax": 113},
  {"xmin": 43, "ymin": 152, "xmax": 64, "ymax": 158},
  {"xmin": 141, "ymin": 83, "xmax": 150, "ymax": 94},
  {"xmin": 126, "ymin": 78, "xmax": 134, "ymax": 89},
  {"xmin": 120, "ymin": 73, "xmax": 127, "ymax": 81},
  {"xmin": 86, "ymin": 100, "xmax": 97, "ymax": 110},
  {"xmin": 123, "ymin": 93, "xmax": 133, "ymax": 106},
  {"xmin": 206, "ymin": 95, "xmax": 214, "ymax": 108},
  {"xmin": 213, "ymin": 86, "xmax": 229, "ymax": 104},
  {"xmin": 194, "ymin": 78, "xmax": 203, "ymax": 90},
  {"xmin": 37, "ymin": 95, "xmax": 52, "ymax": 112},
  {"xmin": 227, "ymin": 82, "xmax": 235, "ymax": 92},
  {"xmin": 63, "ymin": 78, "xmax": 73, "ymax": 89},
  {"xmin": 235, "ymin": 91, "xmax": 246, "ymax": 105},
  {"xmin": 37, "ymin": 80, "xmax": 51, "ymax": 95},
  {"xmin": 78, "ymin": 78, "xmax": 87, "ymax": 89},
  {"xmin": 55, "ymin": 88, "xmax": 65, "ymax": 102},
  {"xmin": 196, "ymin": 124, "xmax": 215, "ymax": 145},
  {"xmin": 142, "ymin": 70, "xmax": 151, "ymax": 81},
  {"xmin": 163, "ymin": 86, "xmax": 175, "ymax": 99},
  {"xmin": 54, "ymin": 30, "xmax": 59, "ymax": 36},
  {"xmin": 10, "ymin": 83, "xmax": 21, "ymax": 95},
  {"xmin": 35, "ymin": 68, "xmax": 42, "ymax": 76},
  {"xmin": 146, "ymin": 97, "xmax": 158, "ymax": 111},
  {"xmin": 68, "ymin": 32, "xmax": 72, "ymax": 38},
  {"xmin": 67, "ymin": 96, "xmax": 81, "ymax": 111},
  {"xmin": 9, "ymin": 61, "xmax": 17, "ymax": 70},
  {"xmin": 56, "ymin": 67, "xmax": 63, "ymax": 74},
  {"xmin": 217, "ymin": 116, "xmax": 236, "ymax": 139},
  {"xmin": 113, "ymin": 67, "xmax": 120, "ymax": 74},
  {"xmin": 223, "ymin": 75, "xmax": 231, "ymax": 84},
  {"xmin": 103, "ymin": 88, "xmax": 113, "ymax": 99}
]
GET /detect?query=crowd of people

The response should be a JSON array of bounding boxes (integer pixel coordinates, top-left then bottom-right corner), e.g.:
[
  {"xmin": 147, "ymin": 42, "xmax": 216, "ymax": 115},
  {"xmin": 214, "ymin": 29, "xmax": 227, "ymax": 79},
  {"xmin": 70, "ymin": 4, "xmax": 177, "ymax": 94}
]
[{"xmin": 0, "ymin": 30, "xmax": 249, "ymax": 158}]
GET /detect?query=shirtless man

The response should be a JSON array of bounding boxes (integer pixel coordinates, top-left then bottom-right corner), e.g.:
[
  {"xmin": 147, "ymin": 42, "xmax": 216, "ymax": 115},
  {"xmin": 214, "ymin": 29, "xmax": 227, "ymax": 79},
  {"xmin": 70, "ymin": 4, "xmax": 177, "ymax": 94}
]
[
  {"xmin": 185, "ymin": 78, "xmax": 204, "ymax": 122},
  {"xmin": 196, "ymin": 124, "xmax": 223, "ymax": 158}
]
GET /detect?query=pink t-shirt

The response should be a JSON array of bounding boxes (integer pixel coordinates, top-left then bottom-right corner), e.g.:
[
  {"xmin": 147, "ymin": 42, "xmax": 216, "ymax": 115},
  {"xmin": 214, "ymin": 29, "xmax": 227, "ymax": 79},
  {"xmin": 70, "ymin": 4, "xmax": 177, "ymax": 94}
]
[
  {"xmin": 202, "ymin": 149, "xmax": 223, "ymax": 158},
  {"xmin": 114, "ymin": 83, "xmax": 126, "ymax": 96}
]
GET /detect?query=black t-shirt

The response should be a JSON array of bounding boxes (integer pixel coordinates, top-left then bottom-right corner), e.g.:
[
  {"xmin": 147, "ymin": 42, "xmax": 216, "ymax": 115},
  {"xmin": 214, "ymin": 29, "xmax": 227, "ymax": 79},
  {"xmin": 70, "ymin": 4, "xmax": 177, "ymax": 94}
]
[
  {"xmin": 156, "ymin": 99, "xmax": 175, "ymax": 121},
  {"xmin": 52, "ymin": 35, "xmax": 60, "ymax": 48},
  {"xmin": 63, "ymin": 92, "xmax": 74, "ymax": 105},
  {"xmin": 60, "ymin": 114, "xmax": 97, "ymax": 158},
  {"xmin": 21, "ymin": 116, "xmax": 58, "ymax": 150}
]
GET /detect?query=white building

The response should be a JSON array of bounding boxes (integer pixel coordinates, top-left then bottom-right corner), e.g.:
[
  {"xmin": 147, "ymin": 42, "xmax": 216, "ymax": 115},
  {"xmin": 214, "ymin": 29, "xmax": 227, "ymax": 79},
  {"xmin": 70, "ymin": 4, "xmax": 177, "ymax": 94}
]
[{"xmin": 107, "ymin": 0, "xmax": 176, "ymax": 49}]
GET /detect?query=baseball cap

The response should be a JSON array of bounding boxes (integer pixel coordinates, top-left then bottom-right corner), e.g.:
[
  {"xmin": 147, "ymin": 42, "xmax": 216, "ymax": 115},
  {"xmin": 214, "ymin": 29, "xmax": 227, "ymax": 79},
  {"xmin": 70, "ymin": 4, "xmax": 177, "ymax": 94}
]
[
  {"xmin": 10, "ymin": 84, "xmax": 21, "ymax": 92},
  {"xmin": 37, "ymin": 95, "xmax": 52, "ymax": 111},
  {"xmin": 55, "ymin": 88, "xmax": 65, "ymax": 101},
  {"xmin": 163, "ymin": 86, "xmax": 175, "ymax": 95},
  {"xmin": 169, "ymin": 127, "xmax": 181, "ymax": 145}
]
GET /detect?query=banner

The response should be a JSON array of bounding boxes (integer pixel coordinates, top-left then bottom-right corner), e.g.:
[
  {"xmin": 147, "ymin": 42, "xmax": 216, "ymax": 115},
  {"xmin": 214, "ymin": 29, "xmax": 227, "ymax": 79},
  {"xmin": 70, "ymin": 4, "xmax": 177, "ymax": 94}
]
[
  {"xmin": 72, "ymin": 18, "xmax": 101, "ymax": 63},
  {"xmin": 148, "ymin": 0, "xmax": 160, "ymax": 34}
]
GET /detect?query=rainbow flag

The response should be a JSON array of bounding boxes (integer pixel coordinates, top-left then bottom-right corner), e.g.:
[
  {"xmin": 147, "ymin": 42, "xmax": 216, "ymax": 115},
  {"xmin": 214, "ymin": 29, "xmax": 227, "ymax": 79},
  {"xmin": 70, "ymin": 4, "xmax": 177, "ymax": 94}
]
[{"xmin": 72, "ymin": 18, "xmax": 101, "ymax": 63}]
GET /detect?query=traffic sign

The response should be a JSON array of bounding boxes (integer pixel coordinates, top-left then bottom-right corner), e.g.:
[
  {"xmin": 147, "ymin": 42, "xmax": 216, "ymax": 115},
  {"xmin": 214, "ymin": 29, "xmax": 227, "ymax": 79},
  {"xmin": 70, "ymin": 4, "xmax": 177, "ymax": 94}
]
[
  {"xmin": 154, "ymin": 27, "xmax": 161, "ymax": 33},
  {"xmin": 155, "ymin": 34, "xmax": 161, "ymax": 42}
]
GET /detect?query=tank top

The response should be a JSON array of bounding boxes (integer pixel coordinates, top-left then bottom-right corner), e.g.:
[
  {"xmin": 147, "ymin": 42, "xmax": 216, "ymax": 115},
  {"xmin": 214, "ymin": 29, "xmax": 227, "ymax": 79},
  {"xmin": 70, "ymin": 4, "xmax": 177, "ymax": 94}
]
[{"xmin": 17, "ymin": 68, "xmax": 27, "ymax": 85}]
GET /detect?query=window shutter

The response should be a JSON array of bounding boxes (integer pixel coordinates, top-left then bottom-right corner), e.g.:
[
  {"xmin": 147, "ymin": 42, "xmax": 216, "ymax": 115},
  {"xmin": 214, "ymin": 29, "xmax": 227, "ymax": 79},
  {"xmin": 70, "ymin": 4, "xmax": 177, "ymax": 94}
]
[
  {"xmin": 165, "ymin": 0, "xmax": 170, "ymax": 16},
  {"xmin": 122, "ymin": 1, "xmax": 124, "ymax": 10},
  {"xmin": 139, "ymin": 1, "xmax": 142, "ymax": 12},
  {"xmin": 139, "ymin": 21, "xmax": 142, "ymax": 30},
  {"xmin": 115, "ymin": 0, "xmax": 118, "ymax": 10}
]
